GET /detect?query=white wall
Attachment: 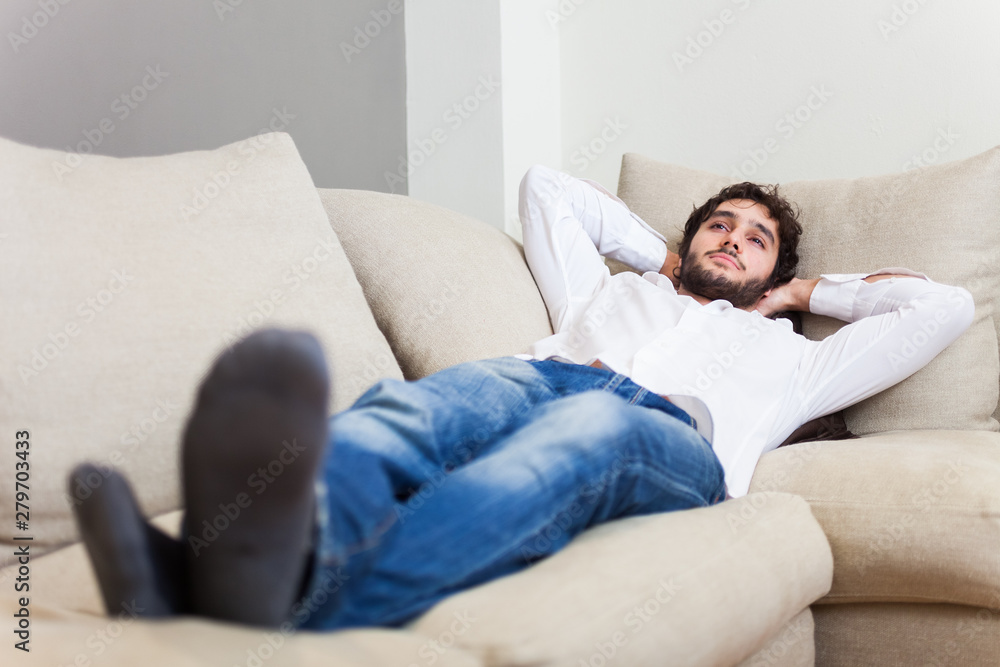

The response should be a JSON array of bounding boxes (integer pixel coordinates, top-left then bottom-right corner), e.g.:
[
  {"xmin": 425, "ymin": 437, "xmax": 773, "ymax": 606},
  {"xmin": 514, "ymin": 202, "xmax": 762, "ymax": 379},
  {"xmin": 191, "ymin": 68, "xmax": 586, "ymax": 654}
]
[
  {"xmin": 404, "ymin": 1, "xmax": 1000, "ymax": 235},
  {"xmin": 404, "ymin": 0, "xmax": 560, "ymax": 237},
  {"xmin": 0, "ymin": 0, "xmax": 407, "ymax": 190},
  {"xmin": 559, "ymin": 0, "xmax": 1000, "ymax": 192},
  {"xmin": 5, "ymin": 2, "xmax": 995, "ymax": 219},
  {"xmin": 404, "ymin": 0, "xmax": 506, "ymax": 228},
  {"xmin": 499, "ymin": 1, "xmax": 561, "ymax": 240}
]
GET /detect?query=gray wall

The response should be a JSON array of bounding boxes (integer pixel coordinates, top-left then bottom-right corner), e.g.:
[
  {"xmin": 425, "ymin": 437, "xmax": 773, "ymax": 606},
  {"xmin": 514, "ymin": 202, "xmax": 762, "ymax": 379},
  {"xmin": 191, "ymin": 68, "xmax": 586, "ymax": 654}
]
[{"xmin": 0, "ymin": 0, "xmax": 406, "ymax": 191}]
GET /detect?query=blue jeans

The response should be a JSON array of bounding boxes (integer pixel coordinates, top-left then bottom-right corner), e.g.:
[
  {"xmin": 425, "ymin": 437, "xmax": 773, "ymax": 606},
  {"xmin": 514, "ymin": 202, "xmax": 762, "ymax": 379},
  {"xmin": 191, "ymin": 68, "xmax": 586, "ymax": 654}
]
[{"xmin": 292, "ymin": 356, "xmax": 726, "ymax": 631}]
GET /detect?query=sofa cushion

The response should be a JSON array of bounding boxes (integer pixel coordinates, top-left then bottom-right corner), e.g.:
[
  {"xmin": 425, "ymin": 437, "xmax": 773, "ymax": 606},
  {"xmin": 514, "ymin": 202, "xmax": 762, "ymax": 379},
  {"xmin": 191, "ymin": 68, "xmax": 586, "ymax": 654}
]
[
  {"xmin": 616, "ymin": 149, "xmax": 1000, "ymax": 435},
  {"xmin": 408, "ymin": 492, "xmax": 832, "ymax": 667},
  {"xmin": 0, "ymin": 598, "xmax": 483, "ymax": 667},
  {"xmin": 0, "ymin": 509, "xmax": 185, "ymax": 617},
  {"xmin": 0, "ymin": 507, "xmax": 483, "ymax": 667},
  {"xmin": 737, "ymin": 608, "xmax": 815, "ymax": 667},
  {"xmin": 317, "ymin": 188, "xmax": 553, "ymax": 380},
  {"xmin": 749, "ymin": 430, "xmax": 1000, "ymax": 609},
  {"xmin": 0, "ymin": 506, "xmax": 816, "ymax": 667},
  {"xmin": 31, "ymin": 621, "xmax": 485, "ymax": 667},
  {"xmin": 0, "ymin": 134, "xmax": 402, "ymax": 559},
  {"xmin": 813, "ymin": 603, "xmax": 1000, "ymax": 667}
]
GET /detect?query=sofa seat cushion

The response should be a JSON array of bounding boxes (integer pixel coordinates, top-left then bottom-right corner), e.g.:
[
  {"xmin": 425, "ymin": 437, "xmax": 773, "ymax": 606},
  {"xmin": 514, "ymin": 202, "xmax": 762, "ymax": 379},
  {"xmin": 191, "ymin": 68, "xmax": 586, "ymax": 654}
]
[
  {"xmin": 749, "ymin": 430, "xmax": 1000, "ymax": 609},
  {"xmin": 0, "ymin": 510, "xmax": 186, "ymax": 618},
  {"xmin": 615, "ymin": 148, "xmax": 1000, "ymax": 436},
  {"xmin": 0, "ymin": 597, "xmax": 483, "ymax": 667},
  {"xmin": 0, "ymin": 510, "xmax": 484, "ymax": 667},
  {"xmin": 316, "ymin": 188, "xmax": 554, "ymax": 380},
  {"xmin": 2, "ymin": 500, "xmax": 823, "ymax": 667},
  {"xmin": 813, "ymin": 602, "xmax": 1000, "ymax": 667},
  {"xmin": 0, "ymin": 508, "xmax": 484, "ymax": 666},
  {"xmin": 408, "ymin": 493, "xmax": 832, "ymax": 667},
  {"xmin": 0, "ymin": 134, "xmax": 402, "ymax": 561},
  {"xmin": 736, "ymin": 608, "xmax": 815, "ymax": 667}
]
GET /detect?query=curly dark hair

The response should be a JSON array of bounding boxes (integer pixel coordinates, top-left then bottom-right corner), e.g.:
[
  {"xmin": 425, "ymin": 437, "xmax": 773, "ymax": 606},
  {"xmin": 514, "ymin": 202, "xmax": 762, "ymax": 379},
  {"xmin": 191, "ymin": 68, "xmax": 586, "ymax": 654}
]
[{"xmin": 677, "ymin": 182, "xmax": 803, "ymax": 288}]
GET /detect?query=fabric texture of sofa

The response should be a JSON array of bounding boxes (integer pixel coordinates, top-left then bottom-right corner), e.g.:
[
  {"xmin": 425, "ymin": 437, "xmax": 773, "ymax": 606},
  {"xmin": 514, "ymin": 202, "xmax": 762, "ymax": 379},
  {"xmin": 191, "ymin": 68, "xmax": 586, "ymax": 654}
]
[{"xmin": 1, "ymin": 131, "xmax": 995, "ymax": 665}]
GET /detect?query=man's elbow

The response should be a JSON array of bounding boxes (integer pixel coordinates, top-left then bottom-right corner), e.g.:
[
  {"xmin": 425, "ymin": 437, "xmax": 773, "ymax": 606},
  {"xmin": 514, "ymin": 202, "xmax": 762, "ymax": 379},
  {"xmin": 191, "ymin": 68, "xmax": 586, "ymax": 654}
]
[
  {"xmin": 934, "ymin": 285, "xmax": 976, "ymax": 340},
  {"xmin": 950, "ymin": 286, "xmax": 976, "ymax": 331},
  {"xmin": 519, "ymin": 165, "xmax": 567, "ymax": 221}
]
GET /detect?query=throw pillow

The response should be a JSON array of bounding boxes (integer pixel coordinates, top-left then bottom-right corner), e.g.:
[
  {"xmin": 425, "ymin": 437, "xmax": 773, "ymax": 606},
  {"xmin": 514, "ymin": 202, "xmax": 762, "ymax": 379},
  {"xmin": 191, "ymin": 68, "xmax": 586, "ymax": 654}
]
[
  {"xmin": 0, "ymin": 133, "xmax": 401, "ymax": 557},
  {"xmin": 317, "ymin": 188, "xmax": 554, "ymax": 380}
]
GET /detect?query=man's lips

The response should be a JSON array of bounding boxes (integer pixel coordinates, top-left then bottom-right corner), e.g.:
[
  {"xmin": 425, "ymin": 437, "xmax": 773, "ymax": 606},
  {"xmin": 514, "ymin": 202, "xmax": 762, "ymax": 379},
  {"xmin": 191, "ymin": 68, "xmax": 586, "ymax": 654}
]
[{"xmin": 709, "ymin": 252, "xmax": 740, "ymax": 269}]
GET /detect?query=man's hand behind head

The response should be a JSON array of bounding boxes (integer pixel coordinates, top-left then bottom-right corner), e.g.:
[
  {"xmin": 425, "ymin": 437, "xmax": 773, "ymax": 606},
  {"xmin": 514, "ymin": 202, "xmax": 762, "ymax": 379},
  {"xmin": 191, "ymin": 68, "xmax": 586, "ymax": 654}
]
[{"xmin": 753, "ymin": 277, "xmax": 820, "ymax": 317}]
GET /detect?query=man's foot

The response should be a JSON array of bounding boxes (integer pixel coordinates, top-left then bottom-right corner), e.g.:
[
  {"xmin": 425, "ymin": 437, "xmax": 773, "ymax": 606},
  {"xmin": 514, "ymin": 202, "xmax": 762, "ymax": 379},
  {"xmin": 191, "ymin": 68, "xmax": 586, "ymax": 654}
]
[
  {"xmin": 181, "ymin": 329, "xmax": 330, "ymax": 627},
  {"xmin": 69, "ymin": 463, "xmax": 189, "ymax": 617}
]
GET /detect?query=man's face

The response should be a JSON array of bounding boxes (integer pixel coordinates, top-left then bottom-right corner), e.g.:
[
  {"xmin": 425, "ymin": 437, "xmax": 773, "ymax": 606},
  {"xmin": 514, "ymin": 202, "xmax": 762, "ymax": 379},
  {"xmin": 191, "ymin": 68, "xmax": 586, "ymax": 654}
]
[{"xmin": 678, "ymin": 199, "xmax": 780, "ymax": 309}]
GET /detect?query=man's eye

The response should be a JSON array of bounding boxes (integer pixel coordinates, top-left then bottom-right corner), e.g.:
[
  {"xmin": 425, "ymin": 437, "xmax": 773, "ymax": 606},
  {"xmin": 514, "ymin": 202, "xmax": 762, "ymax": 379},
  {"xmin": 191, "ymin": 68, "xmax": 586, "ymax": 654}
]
[
  {"xmin": 711, "ymin": 223, "xmax": 726, "ymax": 230},
  {"xmin": 752, "ymin": 237, "xmax": 765, "ymax": 247}
]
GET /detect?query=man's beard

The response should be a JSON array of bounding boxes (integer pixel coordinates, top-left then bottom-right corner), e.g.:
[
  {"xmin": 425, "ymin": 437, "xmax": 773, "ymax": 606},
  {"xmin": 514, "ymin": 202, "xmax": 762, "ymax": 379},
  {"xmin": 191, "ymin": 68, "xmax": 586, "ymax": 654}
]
[{"xmin": 678, "ymin": 250, "xmax": 772, "ymax": 309}]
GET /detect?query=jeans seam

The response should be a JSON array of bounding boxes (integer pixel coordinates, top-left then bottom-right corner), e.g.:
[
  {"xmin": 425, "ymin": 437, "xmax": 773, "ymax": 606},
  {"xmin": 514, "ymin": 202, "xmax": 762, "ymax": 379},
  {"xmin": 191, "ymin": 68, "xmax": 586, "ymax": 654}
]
[
  {"xmin": 629, "ymin": 387, "xmax": 647, "ymax": 406},
  {"xmin": 600, "ymin": 372, "xmax": 626, "ymax": 394}
]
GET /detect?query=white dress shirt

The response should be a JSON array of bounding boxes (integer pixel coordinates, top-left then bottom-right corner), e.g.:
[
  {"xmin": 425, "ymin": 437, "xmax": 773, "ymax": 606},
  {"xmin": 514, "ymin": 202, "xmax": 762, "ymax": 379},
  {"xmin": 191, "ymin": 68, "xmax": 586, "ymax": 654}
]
[{"xmin": 514, "ymin": 166, "xmax": 975, "ymax": 497}]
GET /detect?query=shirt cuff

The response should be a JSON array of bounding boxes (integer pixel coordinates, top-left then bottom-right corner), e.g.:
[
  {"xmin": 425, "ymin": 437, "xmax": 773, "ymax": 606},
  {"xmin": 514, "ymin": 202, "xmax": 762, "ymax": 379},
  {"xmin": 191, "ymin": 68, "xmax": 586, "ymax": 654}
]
[{"xmin": 808, "ymin": 267, "xmax": 929, "ymax": 322}]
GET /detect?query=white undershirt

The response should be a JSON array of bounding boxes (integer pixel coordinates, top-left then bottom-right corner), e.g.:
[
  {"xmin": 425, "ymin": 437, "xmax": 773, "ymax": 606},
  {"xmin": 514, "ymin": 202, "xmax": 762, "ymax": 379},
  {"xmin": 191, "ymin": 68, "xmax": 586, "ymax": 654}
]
[{"xmin": 514, "ymin": 167, "xmax": 975, "ymax": 496}]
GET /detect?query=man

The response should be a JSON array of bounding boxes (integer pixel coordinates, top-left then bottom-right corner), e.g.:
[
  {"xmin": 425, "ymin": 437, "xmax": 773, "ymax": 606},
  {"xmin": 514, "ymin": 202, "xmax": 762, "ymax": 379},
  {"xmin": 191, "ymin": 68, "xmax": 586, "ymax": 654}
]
[{"xmin": 71, "ymin": 164, "xmax": 974, "ymax": 634}]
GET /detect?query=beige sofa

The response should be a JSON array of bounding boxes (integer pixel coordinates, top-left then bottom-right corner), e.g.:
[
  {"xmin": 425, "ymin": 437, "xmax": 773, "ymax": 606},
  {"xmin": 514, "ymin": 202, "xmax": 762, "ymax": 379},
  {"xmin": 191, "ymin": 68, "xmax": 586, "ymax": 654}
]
[{"xmin": 0, "ymin": 131, "xmax": 996, "ymax": 665}]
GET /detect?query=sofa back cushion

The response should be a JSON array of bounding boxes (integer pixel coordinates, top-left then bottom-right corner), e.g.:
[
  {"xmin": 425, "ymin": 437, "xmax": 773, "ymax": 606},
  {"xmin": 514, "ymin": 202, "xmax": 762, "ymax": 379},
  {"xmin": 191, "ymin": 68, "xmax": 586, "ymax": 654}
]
[
  {"xmin": 616, "ymin": 149, "xmax": 1000, "ymax": 435},
  {"xmin": 0, "ymin": 133, "xmax": 401, "ymax": 557},
  {"xmin": 317, "ymin": 189, "xmax": 553, "ymax": 380}
]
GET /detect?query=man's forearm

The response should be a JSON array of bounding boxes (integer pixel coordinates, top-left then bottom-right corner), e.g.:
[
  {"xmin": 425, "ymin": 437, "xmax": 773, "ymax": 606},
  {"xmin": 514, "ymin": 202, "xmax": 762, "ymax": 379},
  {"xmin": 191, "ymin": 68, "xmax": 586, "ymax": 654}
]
[
  {"xmin": 784, "ymin": 274, "xmax": 919, "ymax": 313},
  {"xmin": 774, "ymin": 278, "xmax": 820, "ymax": 312}
]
